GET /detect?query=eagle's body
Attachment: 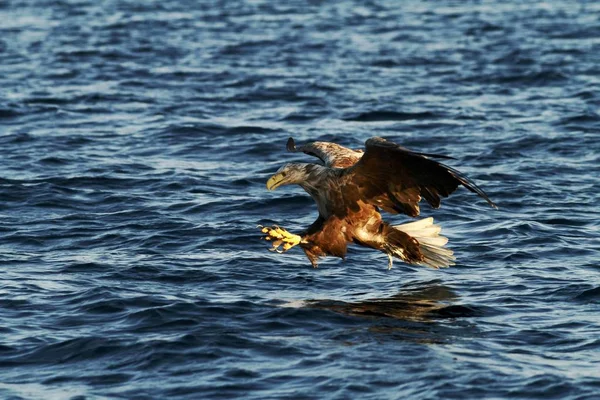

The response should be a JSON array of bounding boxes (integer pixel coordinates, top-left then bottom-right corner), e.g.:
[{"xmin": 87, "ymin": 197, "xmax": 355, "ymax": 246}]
[{"xmin": 261, "ymin": 137, "xmax": 496, "ymax": 269}]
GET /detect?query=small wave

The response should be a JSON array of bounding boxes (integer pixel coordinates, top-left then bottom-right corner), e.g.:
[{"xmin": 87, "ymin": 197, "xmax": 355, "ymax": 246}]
[
  {"xmin": 1, "ymin": 337, "xmax": 125, "ymax": 366},
  {"xmin": 574, "ymin": 287, "xmax": 600, "ymax": 303},
  {"xmin": 555, "ymin": 111, "xmax": 600, "ymax": 130},
  {"xmin": 342, "ymin": 110, "xmax": 443, "ymax": 122},
  {"xmin": 458, "ymin": 69, "xmax": 568, "ymax": 86},
  {"xmin": 0, "ymin": 107, "xmax": 22, "ymax": 119}
]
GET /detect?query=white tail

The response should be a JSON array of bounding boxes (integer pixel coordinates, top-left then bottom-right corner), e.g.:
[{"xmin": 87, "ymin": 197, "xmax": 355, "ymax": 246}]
[{"xmin": 394, "ymin": 217, "xmax": 456, "ymax": 269}]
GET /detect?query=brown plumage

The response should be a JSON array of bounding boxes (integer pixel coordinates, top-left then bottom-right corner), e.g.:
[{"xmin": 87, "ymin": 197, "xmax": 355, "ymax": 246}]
[{"xmin": 261, "ymin": 137, "xmax": 497, "ymax": 269}]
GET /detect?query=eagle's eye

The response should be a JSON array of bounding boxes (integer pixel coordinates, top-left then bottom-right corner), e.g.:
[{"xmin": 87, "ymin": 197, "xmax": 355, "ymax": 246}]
[{"xmin": 281, "ymin": 172, "xmax": 287, "ymax": 177}]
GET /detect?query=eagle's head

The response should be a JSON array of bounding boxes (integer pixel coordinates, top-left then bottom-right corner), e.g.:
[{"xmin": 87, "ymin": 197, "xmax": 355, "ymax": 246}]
[{"xmin": 266, "ymin": 163, "xmax": 319, "ymax": 190}]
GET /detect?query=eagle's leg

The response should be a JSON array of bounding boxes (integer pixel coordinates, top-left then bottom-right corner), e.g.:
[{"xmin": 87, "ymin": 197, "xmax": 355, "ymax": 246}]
[
  {"xmin": 259, "ymin": 225, "xmax": 302, "ymax": 253},
  {"xmin": 387, "ymin": 253, "xmax": 394, "ymax": 270},
  {"xmin": 302, "ymin": 248, "xmax": 320, "ymax": 268}
]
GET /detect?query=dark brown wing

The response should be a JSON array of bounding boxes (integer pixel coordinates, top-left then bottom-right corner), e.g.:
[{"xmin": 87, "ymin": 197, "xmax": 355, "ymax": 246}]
[
  {"xmin": 287, "ymin": 137, "xmax": 363, "ymax": 168},
  {"xmin": 341, "ymin": 137, "xmax": 497, "ymax": 217}
]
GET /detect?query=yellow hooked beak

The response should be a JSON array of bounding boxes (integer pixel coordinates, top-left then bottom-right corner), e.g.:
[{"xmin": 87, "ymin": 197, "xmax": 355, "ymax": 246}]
[{"xmin": 266, "ymin": 173, "xmax": 285, "ymax": 190}]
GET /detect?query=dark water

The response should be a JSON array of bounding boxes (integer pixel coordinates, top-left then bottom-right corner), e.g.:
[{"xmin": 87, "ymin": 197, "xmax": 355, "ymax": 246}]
[{"xmin": 1, "ymin": 0, "xmax": 600, "ymax": 398}]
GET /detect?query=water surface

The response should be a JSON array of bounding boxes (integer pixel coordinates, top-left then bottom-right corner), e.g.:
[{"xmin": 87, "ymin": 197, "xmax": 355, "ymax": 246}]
[{"xmin": 1, "ymin": 0, "xmax": 600, "ymax": 399}]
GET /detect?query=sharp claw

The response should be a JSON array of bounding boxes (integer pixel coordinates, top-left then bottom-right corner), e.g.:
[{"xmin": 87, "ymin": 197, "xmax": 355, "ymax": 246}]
[{"xmin": 259, "ymin": 225, "xmax": 301, "ymax": 253}]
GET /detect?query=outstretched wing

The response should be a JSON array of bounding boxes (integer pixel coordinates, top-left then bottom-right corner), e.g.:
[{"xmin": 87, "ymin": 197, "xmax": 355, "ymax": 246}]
[
  {"xmin": 341, "ymin": 137, "xmax": 497, "ymax": 217},
  {"xmin": 287, "ymin": 137, "xmax": 363, "ymax": 168}
]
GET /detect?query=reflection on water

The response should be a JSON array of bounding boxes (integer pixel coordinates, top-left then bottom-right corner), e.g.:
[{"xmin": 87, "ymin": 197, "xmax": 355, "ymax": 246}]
[
  {"xmin": 306, "ymin": 284, "xmax": 461, "ymax": 322},
  {"xmin": 300, "ymin": 283, "xmax": 481, "ymax": 344}
]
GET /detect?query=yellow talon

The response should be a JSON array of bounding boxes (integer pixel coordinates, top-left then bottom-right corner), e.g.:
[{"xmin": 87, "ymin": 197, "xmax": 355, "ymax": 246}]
[{"xmin": 258, "ymin": 225, "xmax": 302, "ymax": 253}]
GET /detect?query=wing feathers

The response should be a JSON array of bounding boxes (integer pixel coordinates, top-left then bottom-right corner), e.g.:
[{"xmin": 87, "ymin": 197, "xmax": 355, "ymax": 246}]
[
  {"xmin": 343, "ymin": 137, "xmax": 496, "ymax": 216},
  {"xmin": 285, "ymin": 136, "xmax": 496, "ymax": 218},
  {"xmin": 446, "ymin": 167, "xmax": 498, "ymax": 209},
  {"xmin": 287, "ymin": 137, "xmax": 363, "ymax": 168}
]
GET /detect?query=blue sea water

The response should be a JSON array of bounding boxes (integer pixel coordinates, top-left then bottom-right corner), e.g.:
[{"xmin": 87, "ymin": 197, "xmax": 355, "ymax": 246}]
[{"xmin": 1, "ymin": 0, "xmax": 600, "ymax": 398}]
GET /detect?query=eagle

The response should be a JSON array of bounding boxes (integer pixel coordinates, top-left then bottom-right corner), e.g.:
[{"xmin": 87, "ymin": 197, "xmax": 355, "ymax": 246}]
[{"xmin": 260, "ymin": 137, "xmax": 496, "ymax": 269}]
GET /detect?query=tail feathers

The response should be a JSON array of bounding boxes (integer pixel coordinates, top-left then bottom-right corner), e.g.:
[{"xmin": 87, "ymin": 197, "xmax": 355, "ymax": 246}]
[{"xmin": 394, "ymin": 217, "xmax": 456, "ymax": 269}]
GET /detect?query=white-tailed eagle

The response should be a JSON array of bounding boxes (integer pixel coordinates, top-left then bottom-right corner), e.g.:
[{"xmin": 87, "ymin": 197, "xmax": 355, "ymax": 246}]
[{"xmin": 260, "ymin": 137, "xmax": 496, "ymax": 269}]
